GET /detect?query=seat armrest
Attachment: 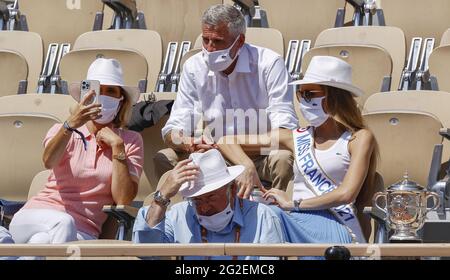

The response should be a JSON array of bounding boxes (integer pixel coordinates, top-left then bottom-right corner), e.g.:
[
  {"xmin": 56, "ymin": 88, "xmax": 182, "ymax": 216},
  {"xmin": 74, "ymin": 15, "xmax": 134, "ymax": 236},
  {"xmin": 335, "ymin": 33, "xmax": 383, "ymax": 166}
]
[
  {"xmin": 440, "ymin": 128, "xmax": 450, "ymax": 141},
  {"xmin": 102, "ymin": 205, "xmax": 139, "ymax": 225},
  {"xmin": 363, "ymin": 206, "xmax": 386, "ymax": 222}
]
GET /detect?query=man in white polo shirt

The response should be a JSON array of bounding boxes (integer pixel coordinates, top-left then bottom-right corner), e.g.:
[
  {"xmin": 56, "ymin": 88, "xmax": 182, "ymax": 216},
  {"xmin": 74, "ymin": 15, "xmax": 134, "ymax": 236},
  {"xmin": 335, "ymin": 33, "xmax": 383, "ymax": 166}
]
[{"xmin": 154, "ymin": 4, "xmax": 298, "ymax": 197}]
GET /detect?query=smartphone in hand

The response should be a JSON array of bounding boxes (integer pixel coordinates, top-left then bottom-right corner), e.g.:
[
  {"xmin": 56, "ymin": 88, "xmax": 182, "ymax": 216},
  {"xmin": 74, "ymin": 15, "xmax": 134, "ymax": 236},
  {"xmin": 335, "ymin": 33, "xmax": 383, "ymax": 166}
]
[{"xmin": 80, "ymin": 80, "xmax": 100, "ymax": 105}]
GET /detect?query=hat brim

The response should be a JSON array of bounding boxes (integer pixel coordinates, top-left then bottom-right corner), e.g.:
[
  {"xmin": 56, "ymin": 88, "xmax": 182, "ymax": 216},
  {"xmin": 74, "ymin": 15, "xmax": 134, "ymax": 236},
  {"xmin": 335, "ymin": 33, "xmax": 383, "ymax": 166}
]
[
  {"xmin": 179, "ymin": 165, "xmax": 245, "ymax": 198},
  {"xmin": 69, "ymin": 82, "xmax": 140, "ymax": 104},
  {"xmin": 289, "ymin": 79, "xmax": 364, "ymax": 97}
]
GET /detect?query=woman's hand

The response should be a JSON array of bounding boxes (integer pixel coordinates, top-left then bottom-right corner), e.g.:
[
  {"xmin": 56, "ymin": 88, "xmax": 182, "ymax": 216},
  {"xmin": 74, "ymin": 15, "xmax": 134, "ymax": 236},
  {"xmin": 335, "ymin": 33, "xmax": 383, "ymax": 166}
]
[
  {"xmin": 160, "ymin": 159, "xmax": 200, "ymax": 199},
  {"xmin": 96, "ymin": 127, "xmax": 124, "ymax": 148},
  {"xmin": 235, "ymin": 164, "xmax": 265, "ymax": 199},
  {"xmin": 262, "ymin": 188, "xmax": 294, "ymax": 210},
  {"xmin": 66, "ymin": 90, "xmax": 102, "ymax": 129}
]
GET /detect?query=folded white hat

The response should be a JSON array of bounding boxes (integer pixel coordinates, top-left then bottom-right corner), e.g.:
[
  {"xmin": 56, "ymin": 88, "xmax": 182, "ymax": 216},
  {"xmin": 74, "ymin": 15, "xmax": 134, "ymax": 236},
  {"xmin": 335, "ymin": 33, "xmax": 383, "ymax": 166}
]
[
  {"xmin": 290, "ymin": 55, "xmax": 364, "ymax": 97},
  {"xmin": 179, "ymin": 149, "xmax": 245, "ymax": 198},
  {"xmin": 70, "ymin": 58, "xmax": 140, "ymax": 104}
]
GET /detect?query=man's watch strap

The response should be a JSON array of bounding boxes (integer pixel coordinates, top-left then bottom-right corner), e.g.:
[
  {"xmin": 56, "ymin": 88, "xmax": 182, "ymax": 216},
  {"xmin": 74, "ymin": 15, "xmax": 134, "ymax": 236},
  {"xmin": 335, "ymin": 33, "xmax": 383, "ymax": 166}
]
[{"xmin": 153, "ymin": 190, "xmax": 171, "ymax": 207}]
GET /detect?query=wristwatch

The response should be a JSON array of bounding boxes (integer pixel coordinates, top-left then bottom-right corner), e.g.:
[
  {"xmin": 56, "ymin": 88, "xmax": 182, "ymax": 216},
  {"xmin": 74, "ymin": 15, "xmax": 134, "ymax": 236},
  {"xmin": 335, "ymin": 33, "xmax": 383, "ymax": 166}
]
[
  {"xmin": 63, "ymin": 120, "xmax": 75, "ymax": 133},
  {"xmin": 293, "ymin": 198, "xmax": 303, "ymax": 212},
  {"xmin": 113, "ymin": 151, "xmax": 126, "ymax": 161},
  {"xmin": 153, "ymin": 190, "xmax": 171, "ymax": 207}
]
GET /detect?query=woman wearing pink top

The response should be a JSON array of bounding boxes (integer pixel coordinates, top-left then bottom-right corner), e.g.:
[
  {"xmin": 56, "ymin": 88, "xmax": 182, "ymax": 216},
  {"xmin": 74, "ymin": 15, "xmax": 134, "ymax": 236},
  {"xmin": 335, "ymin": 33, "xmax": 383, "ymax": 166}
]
[{"xmin": 9, "ymin": 58, "xmax": 144, "ymax": 243}]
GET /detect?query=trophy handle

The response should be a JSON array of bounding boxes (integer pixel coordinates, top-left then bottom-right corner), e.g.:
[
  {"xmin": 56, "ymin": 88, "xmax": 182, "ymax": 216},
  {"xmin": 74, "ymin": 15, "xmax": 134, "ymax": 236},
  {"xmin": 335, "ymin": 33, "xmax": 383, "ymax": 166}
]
[
  {"xmin": 426, "ymin": 192, "xmax": 441, "ymax": 213},
  {"xmin": 372, "ymin": 192, "xmax": 387, "ymax": 215}
]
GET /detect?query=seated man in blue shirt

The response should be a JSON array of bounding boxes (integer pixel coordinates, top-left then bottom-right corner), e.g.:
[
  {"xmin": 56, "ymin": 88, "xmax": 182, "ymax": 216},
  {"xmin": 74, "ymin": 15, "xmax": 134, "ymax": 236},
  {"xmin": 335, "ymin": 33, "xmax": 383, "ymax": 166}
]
[{"xmin": 133, "ymin": 149, "xmax": 284, "ymax": 260}]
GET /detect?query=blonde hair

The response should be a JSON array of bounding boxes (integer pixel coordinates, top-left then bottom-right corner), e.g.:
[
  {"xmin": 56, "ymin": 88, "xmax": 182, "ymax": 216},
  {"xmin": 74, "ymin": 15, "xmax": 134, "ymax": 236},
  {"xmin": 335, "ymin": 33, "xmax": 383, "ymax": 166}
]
[
  {"xmin": 324, "ymin": 86, "xmax": 379, "ymax": 238},
  {"xmin": 113, "ymin": 88, "xmax": 133, "ymax": 128}
]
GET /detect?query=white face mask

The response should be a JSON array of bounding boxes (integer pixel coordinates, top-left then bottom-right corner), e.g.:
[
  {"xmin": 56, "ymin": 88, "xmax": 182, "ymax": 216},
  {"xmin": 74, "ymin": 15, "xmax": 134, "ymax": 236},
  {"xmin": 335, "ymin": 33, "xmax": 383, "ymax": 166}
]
[
  {"xmin": 196, "ymin": 203, "xmax": 234, "ymax": 232},
  {"xmin": 95, "ymin": 95, "xmax": 123, "ymax": 125},
  {"xmin": 202, "ymin": 35, "xmax": 241, "ymax": 72},
  {"xmin": 299, "ymin": 96, "xmax": 329, "ymax": 127}
]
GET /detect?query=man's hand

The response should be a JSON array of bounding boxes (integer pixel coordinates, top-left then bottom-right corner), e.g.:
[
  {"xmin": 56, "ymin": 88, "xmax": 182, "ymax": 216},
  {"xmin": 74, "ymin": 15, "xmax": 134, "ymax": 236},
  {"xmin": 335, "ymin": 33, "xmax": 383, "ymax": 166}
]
[
  {"xmin": 235, "ymin": 164, "xmax": 266, "ymax": 199},
  {"xmin": 190, "ymin": 135, "xmax": 218, "ymax": 153},
  {"xmin": 160, "ymin": 159, "xmax": 200, "ymax": 199},
  {"xmin": 66, "ymin": 90, "xmax": 102, "ymax": 129}
]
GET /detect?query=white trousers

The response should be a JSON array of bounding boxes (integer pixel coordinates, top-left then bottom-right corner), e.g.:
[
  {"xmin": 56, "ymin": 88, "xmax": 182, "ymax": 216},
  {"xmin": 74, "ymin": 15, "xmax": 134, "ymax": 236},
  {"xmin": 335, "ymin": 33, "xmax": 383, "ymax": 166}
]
[{"xmin": 9, "ymin": 209, "xmax": 95, "ymax": 244}]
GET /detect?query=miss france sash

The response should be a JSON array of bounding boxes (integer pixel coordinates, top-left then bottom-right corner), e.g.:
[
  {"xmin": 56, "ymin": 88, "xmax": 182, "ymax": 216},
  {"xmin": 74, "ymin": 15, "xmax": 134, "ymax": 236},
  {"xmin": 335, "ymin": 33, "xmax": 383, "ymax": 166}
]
[{"xmin": 293, "ymin": 127, "xmax": 365, "ymax": 243}]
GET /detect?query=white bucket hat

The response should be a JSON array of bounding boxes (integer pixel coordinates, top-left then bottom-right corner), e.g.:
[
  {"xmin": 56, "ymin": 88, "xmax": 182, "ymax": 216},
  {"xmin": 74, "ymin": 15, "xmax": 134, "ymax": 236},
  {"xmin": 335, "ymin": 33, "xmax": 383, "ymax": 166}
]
[
  {"xmin": 290, "ymin": 56, "xmax": 364, "ymax": 97},
  {"xmin": 179, "ymin": 149, "xmax": 245, "ymax": 198},
  {"xmin": 70, "ymin": 58, "xmax": 140, "ymax": 104}
]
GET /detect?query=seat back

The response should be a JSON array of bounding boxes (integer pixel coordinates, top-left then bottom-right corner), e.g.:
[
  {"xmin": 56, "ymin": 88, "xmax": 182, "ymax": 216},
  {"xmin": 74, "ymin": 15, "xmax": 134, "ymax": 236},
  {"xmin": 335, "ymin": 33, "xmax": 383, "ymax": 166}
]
[
  {"xmin": 439, "ymin": 28, "xmax": 450, "ymax": 46},
  {"xmin": 194, "ymin": 27, "xmax": 285, "ymax": 56},
  {"xmin": 363, "ymin": 110, "xmax": 443, "ymax": 187},
  {"xmin": 364, "ymin": 91, "xmax": 450, "ymax": 162},
  {"xmin": 101, "ymin": 0, "xmax": 220, "ymax": 58},
  {"xmin": 0, "ymin": 94, "xmax": 75, "ymax": 201},
  {"xmin": 180, "ymin": 49, "xmax": 202, "ymax": 70},
  {"xmin": 59, "ymin": 48, "xmax": 148, "ymax": 89},
  {"xmin": 380, "ymin": 0, "xmax": 450, "ymax": 49},
  {"xmin": 0, "ymin": 50, "xmax": 28, "ymax": 96},
  {"xmin": 302, "ymin": 45, "xmax": 392, "ymax": 106},
  {"xmin": 428, "ymin": 46, "xmax": 450, "ymax": 92},
  {"xmin": 140, "ymin": 115, "xmax": 170, "ymax": 196},
  {"xmin": 74, "ymin": 30, "xmax": 163, "ymax": 89},
  {"xmin": 0, "ymin": 31, "xmax": 43, "ymax": 93},
  {"xmin": 19, "ymin": 0, "xmax": 103, "ymax": 54},
  {"xmin": 315, "ymin": 26, "xmax": 406, "ymax": 91},
  {"xmin": 27, "ymin": 170, "xmax": 51, "ymax": 199},
  {"xmin": 258, "ymin": 0, "xmax": 344, "ymax": 49}
]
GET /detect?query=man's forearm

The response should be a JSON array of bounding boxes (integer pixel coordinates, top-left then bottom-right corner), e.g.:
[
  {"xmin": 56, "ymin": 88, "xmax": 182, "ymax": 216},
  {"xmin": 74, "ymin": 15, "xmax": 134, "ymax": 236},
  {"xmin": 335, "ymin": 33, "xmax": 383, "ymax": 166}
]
[{"xmin": 146, "ymin": 201, "xmax": 167, "ymax": 227}]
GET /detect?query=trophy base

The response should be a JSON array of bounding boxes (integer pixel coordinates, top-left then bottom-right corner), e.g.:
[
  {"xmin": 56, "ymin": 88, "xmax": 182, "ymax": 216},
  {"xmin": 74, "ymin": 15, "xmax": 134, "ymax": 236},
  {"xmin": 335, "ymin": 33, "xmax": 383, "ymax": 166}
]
[
  {"xmin": 390, "ymin": 232, "xmax": 422, "ymax": 243},
  {"xmin": 389, "ymin": 239, "xmax": 422, "ymax": 243}
]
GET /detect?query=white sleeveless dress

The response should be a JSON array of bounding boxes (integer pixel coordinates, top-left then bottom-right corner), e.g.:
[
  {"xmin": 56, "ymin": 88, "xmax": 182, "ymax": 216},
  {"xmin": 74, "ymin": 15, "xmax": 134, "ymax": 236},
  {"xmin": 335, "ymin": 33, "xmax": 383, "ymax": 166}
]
[{"xmin": 270, "ymin": 130, "xmax": 354, "ymax": 244}]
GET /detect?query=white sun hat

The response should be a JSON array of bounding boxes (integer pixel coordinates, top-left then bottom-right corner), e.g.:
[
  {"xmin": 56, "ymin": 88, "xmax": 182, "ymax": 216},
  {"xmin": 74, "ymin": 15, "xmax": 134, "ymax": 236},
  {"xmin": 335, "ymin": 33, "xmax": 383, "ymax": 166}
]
[
  {"xmin": 179, "ymin": 149, "xmax": 245, "ymax": 198},
  {"xmin": 290, "ymin": 55, "xmax": 364, "ymax": 97},
  {"xmin": 70, "ymin": 58, "xmax": 140, "ymax": 104}
]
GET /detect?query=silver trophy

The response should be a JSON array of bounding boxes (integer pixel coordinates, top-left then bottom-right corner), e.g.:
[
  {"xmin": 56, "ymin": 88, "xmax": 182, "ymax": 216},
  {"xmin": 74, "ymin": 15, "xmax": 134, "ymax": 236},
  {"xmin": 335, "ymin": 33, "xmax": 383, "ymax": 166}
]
[{"xmin": 373, "ymin": 173, "xmax": 440, "ymax": 242}]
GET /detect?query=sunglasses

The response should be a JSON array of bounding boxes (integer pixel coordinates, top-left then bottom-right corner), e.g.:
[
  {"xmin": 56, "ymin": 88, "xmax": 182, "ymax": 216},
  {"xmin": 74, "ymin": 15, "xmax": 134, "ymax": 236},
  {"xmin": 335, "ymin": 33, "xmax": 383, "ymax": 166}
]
[{"xmin": 296, "ymin": 90, "xmax": 324, "ymax": 103}]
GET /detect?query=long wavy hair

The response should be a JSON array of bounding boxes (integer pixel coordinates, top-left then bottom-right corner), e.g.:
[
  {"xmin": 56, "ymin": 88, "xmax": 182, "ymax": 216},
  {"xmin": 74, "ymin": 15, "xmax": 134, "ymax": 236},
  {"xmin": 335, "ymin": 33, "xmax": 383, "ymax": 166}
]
[{"xmin": 324, "ymin": 86, "xmax": 380, "ymax": 239}]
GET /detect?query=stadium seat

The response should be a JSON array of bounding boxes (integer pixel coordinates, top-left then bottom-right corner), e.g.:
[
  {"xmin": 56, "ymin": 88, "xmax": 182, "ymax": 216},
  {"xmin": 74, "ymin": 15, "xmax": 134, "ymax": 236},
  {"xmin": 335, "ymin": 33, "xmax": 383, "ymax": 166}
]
[
  {"xmin": 73, "ymin": 30, "xmax": 162, "ymax": 91},
  {"xmin": 59, "ymin": 48, "xmax": 148, "ymax": 91},
  {"xmin": 26, "ymin": 170, "xmax": 138, "ymax": 259},
  {"xmin": 102, "ymin": 0, "xmax": 221, "ymax": 57},
  {"xmin": 363, "ymin": 110, "xmax": 443, "ymax": 187},
  {"xmin": 438, "ymin": 28, "xmax": 450, "ymax": 46},
  {"xmin": 0, "ymin": 94, "xmax": 75, "ymax": 204},
  {"xmin": 194, "ymin": 27, "xmax": 285, "ymax": 56},
  {"xmin": 314, "ymin": 26, "xmax": 406, "ymax": 91},
  {"xmin": 0, "ymin": 50, "xmax": 27, "ymax": 96},
  {"xmin": 19, "ymin": 0, "xmax": 103, "ymax": 54},
  {"xmin": 257, "ymin": 0, "xmax": 345, "ymax": 49},
  {"xmin": 302, "ymin": 45, "xmax": 392, "ymax": 106},
  {"xmin": 428, "ymin": 46, "xmax": 450, "ymax": 93},
  {"xmin": 0, "ymin": 31, "xmax": 43, "ymax": 93},
  {"xmin": 134, "ymin": 93, "xmax": 179, "ymax": 202},
  {"xmin": 379, "ymin": 0, "xmax": 450, "ymax": 50},
  {"xmin": 364, "ymin": 91, "xmax": 450, "ymax": 164}
]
